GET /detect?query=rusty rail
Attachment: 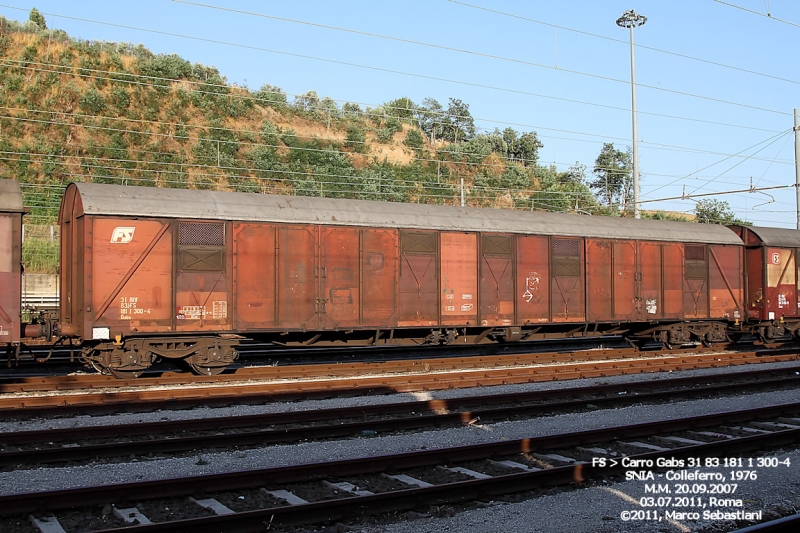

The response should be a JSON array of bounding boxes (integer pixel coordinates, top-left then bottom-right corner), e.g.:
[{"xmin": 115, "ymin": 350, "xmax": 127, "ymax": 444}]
[{"xmin": 0, "ymin": 351, "xmax": 797, "ymax": 413}]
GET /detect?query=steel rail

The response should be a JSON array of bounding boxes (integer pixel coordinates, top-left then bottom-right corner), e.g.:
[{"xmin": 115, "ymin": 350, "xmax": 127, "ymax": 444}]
[
  {"xmin": 728, "ymin": 514, "xmax": 800, "ymax": 533},
  {"xmin": 0, "ymin": 352, "xmax": 797, "ymax": 414},
  {"xmin": 1, "ymin": 366, "xmax": 799, "ymax": 467}
]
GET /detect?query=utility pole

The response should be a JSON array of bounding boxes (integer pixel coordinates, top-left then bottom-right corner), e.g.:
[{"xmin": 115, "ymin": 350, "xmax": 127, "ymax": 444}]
[
  {"xmin": 795, "ymin": 108, "xmax": 799, "ymax": 229},
  {"xmin": 617, "ymin": 9, "xmax": 646, "ymax": 219}
]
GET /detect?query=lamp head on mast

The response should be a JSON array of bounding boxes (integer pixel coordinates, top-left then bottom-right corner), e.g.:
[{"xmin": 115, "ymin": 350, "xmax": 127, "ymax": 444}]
[{"xmin": 616, "ymin": 9, "xmax": 647, "ymax": 29}]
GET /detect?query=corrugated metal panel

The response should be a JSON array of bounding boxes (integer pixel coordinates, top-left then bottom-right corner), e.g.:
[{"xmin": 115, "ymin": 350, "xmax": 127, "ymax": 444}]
[
  {"xmin": 0, "ymin": 180, "xmax": 24, "ymax": 213},
  {"xmin": 68, "ymin": 183, "xmax": 744, "ymax": 245},
  {"xmin": 740, "ymin": 226, "xmax": 800, "ymax": 247}
]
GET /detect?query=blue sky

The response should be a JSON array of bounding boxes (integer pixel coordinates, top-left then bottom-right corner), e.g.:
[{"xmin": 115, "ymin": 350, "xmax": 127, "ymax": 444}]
[{"xmin": 2, "ymin": 0, "xmax": 799, "ymax": 227}]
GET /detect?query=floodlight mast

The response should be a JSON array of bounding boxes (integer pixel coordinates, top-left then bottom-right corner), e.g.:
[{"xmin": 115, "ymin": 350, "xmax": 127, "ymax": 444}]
[{"xmin": 617, "ymin": 9, "xmax": 646, "ymax": 219}]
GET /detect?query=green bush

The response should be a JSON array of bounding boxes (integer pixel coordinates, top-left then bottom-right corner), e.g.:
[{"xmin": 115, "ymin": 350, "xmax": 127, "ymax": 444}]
[
  {"xmin": 5, "ymin": 73, "xmax": 24, "ymax": 92},
  {"xmin": 385, "ymin": 116, "xmax": 403, "ymax": 134},
  {"xmin": 79, "ymin": 88, "xmax": 106, "ymax": 114},
  {"xmin": 403, "ymin": 129, "xmax": 424, "ymax": 150},
  {"xmin": 375, "ymin": 127, "xmax": 395, "ymax": 144},
  {"xmin": 259, "ymin": 120, "xmax": 280, "ymax": 146},
  {"xmin": 174, "ymin": 125, "xmax": 189, "ymax": 142},
  {"xmin": 111, "ymin": 87, "xmax": 130, "ymax": 109},
  {"xmin": 281, "ymin": 127, "xmax": 300, "ymax": 148},
  {"xmin": 345, "ymin": 124, "xmax": 366, "ymax": 153},
  {"xmin": 255, "ymin": 83, "xmax": 287, "ymax": 109},
  {"xmin": 138, "ymin": 53, "xmax": 193, "ymax": 83},
  {"xmin": 20, "ymin": 44, "xmax": 37, "ymax": 63}
]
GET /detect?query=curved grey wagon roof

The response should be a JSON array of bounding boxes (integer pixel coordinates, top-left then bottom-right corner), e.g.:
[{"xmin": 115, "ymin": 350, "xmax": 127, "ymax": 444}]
[
  {"xmin": 0, "ymin": 179, "xmax": 24, "ymax": 213},
  {"xmin": 66, "ymin": 182, "xmax": 743, "ymax": 245},
  {"xmin": 742, "ymin": 226, "xmax": 800, "ymax": 247}
]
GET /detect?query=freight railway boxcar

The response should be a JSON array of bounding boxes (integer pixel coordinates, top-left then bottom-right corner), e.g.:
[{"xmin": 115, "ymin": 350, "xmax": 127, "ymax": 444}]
[
  {"xmin": 59, "ymin": 182, "xmax": 745, "ymax": 375},
  {"xmin": 731, "ymin": 225, "xmax": 800, "ymax": 336},
  {"xmin": 0, "ymin": 179, "xmax": 25, "ymax": 344}
]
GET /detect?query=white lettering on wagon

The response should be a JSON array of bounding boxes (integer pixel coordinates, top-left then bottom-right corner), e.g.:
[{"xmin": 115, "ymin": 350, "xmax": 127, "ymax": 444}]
[
  {"xmin": 110, "ymin": 227, "xmax": 135, "ymax": 244},
  {"xmin": 177, "ymin": 305, "xmax": 206, "ymax": 320},
  {"xmin": 522, "ymin": 272, "xmax": 542, "ymax": 304},
  {"xmin": 212, "ymin": 301, "xmax": 228, "ymax": 319},
  {"xmin": 0, "ymin": 326, "xmax": 8, "ymax": 336},
  {"xmin": 120, "ymin": 296, "xmax": 150, "ymax": 320}
]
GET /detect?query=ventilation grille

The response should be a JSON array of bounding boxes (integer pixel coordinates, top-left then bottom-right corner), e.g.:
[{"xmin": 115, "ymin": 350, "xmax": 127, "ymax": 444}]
[
  {"xmin": 685, "ymin": 245, "xmax": 706, "ymax": 261},
  {"xmin": 552, "ymin": 238, "xmax": 580, "ymax": 257},
  {"xmin": 179, "ymin": 223, "xmax": 224, "ymax": 246},
  {"xmin": 482, "ymin": 234, "xmax": 512, "ymax": 256},
  {"xmin": 401, "ymin": 231, "xmax": 436, "ymax": 254}
]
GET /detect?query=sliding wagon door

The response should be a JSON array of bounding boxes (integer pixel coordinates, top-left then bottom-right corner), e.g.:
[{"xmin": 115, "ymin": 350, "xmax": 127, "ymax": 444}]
[{"xmin": 175, "ymin": 222, "xmax": 230, "ymax": 331}]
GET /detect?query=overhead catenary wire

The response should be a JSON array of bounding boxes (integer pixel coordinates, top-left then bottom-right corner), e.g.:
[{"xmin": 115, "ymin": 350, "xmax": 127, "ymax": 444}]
[
  {"xmin": 714, "ymin": 0, "xmax": 800, "ymax": 29},
  {"xmin": 1, "ymin": 57, "xmax": 786, "ymax": 136},
  {"xmin": 0, "ymin": 3, "xmax": 793, "ymax": 119},
  {"xmin": 0, "ymin": 144, "xmax": 779, "ymax": 186},
  {"xmin": 0, "ymin": 108, "xmax": 791, "ymax": 185},
  {"xmin": 687, "ymin": 130, "xmax": 793, "ymax": 195},
  {"xmin": 1, "ymin": 98, "xmax": 793, "ymax": 174},
  {"xmin": 0, "ymin": 152, "xmax": 603, "ymax": 201},
  {"xmin": 449, "ymin": 0, "xmax": 800, "ymax": 88},
  {"xmin": 645, "ymin": 129, "xmax": 794, "ymax": 196},
  {"xmin": 169, "ymin": 0, "xmax": 793, "ymax": 119}
]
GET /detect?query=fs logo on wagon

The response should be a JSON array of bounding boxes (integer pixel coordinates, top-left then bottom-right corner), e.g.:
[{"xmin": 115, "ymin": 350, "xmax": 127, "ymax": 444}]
[{"xmin": 110, "ymin": 227, "xmax": 135, "ymax": 244}]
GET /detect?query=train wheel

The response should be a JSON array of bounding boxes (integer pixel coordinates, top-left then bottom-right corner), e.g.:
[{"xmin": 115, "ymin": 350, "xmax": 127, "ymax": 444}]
[
  {"xmin": 107, "ymin": 367, "xmax": 147, "ymax": 379},
  {"xmin": 85, "ymin": 344, "xmax": 154, "ymax": 378},
  {"xmin": 184, "ymin": 340, "xmax": 238, "ymax": 376},
  {"xmin": 186, "ymin": 360, "xmax": 227, "ymax": 376}
]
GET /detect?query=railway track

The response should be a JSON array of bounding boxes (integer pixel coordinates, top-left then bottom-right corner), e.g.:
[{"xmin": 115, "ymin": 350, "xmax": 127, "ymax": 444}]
[
  {"xmin": 1, "ymin": 402, "xmax": 798, "ymax": 532},
  {"xmin": 1, "ymin": 364, "xmax": 799, "ymax": 469},
  {"xmin": 0, "ymin": 341, "xmax": 712, "ymax": 388},
  {"xmin": 0, "ymin": 348, "xmax": 797, "ymax": 414},
  {"xmin": 4, "ymin": 337, "xmax": 636, "ymax": 370}
]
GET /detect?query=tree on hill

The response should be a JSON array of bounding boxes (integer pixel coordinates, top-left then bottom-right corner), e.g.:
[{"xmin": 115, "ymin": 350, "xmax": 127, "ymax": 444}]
[
  {"xmin": 28, "ymin": 8, "xmax": 46, "ymax": 29},
  {"xmin": 384, "ymin": 97, "xmax": 415, "ymax": 120},
  {"xmin": 589, "ymin": 143, "xmax": 632, "ymax": 210},
  {"xmin": 444, "ymin": 98, "xmax": 475, "ymax": 143},
  {"xmin": 694, "ymin": 199, "xmax": 751, "ymax": 225},
  {"xmin": 502, "ymin": 128, "xmax": 542, "ymax": 167},
  {"xmin": 415, "ymin": 97, "xmax": 445, "ymax": 144}
]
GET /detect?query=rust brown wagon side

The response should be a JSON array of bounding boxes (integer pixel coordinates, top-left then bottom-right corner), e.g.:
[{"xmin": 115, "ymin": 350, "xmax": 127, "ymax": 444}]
[
  {"xmin": 0, "ymin": 179, "xmax": 25, "ymax": 350},
  {"xmin": 57, "ymin": 182, "xmax": 746, "ymax": 376},
  {"xmin": 730, "ymin": 225, "xmax": 800, "ymax": 340}
]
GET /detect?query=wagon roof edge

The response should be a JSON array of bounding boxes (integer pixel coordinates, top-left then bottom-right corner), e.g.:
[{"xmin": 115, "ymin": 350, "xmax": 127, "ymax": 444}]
[
  {"xmin": 0, "ymin": 179, "xmax": 25, "ymax": 213},
  {"xmin": 67, "ymin": 182, "xmax": 743, "ymax": 245}
]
